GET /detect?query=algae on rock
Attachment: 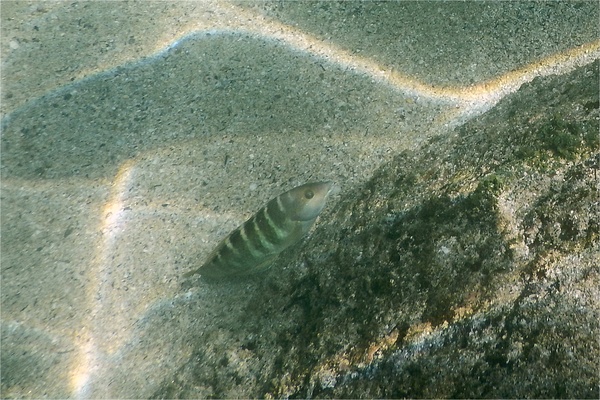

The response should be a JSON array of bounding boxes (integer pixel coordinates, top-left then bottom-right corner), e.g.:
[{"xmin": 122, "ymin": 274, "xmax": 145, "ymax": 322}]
[{"xmin": 154, "ymin": 61, "xmax": 599, "ymax": 399}]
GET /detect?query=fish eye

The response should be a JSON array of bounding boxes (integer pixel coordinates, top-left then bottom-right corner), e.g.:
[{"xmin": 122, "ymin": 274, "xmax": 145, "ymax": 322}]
[{"xmin": 304, "ymin": 190, "xmax": 314, "ymax": 199}]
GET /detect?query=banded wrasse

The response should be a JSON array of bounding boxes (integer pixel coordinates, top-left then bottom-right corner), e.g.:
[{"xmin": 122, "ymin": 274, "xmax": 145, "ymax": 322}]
[{"xmin": 184, "ymin": 181, "xmax": 333, "ymax": 280}]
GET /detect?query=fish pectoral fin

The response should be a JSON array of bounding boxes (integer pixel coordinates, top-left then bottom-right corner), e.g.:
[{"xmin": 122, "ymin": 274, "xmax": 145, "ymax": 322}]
[{"xmin": 246, "ymin": 255, "xmax": 278, "ymax": 274}]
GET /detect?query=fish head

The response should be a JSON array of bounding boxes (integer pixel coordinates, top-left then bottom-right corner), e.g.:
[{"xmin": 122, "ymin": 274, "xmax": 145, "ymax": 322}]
[{"xmin": 282, "ymin": 181, "xmax": 333, "ymax": 222}]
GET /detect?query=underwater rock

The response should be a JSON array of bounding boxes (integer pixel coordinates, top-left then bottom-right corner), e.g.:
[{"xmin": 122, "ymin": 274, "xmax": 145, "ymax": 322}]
[{"xmin": 153, "ymin": 61, "xmax": 598, "ymax": 398}]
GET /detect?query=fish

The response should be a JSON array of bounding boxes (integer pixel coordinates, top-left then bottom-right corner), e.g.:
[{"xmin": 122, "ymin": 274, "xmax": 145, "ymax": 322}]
[{"xmin": 183, "ymin": 181, "xmax": 333, "ymax": 281}]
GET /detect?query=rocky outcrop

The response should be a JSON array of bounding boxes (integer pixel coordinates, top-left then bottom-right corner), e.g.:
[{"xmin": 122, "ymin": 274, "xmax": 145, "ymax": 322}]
[{"xmin": 154, "ymin": 61, "xmax": 598, "ymax": 398}]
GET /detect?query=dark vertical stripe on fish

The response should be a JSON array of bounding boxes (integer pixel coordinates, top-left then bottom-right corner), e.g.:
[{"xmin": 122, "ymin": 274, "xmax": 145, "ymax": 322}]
[
  {"xmin": 240, "ymin": 219, "xmax": 268, "ymax": 259},
  {"xmin": 217, "ymin": 239, "xmax": 238, "ymax": 266},
  {"xmin": 254, "ymin": 203, "xmax": 288, "ymax": 248},
  {"xmin": 228, "ymin": 229, "xmax": 253, "ymax": 262},
  {"xmin": 248, "ymin": 216, "xmax": 277, "ymax": 253}
]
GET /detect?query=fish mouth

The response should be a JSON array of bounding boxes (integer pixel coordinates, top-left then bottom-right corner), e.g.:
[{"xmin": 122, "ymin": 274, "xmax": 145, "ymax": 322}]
[{"xmin": 316, "ymin": 181, "xmax": 334, "ymax": 194}]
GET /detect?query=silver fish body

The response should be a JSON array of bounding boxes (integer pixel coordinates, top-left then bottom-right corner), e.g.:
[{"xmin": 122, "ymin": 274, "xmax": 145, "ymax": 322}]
[{"xmin": 184, "ymin": 181, "xmax": 333, "ymax": 280}]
